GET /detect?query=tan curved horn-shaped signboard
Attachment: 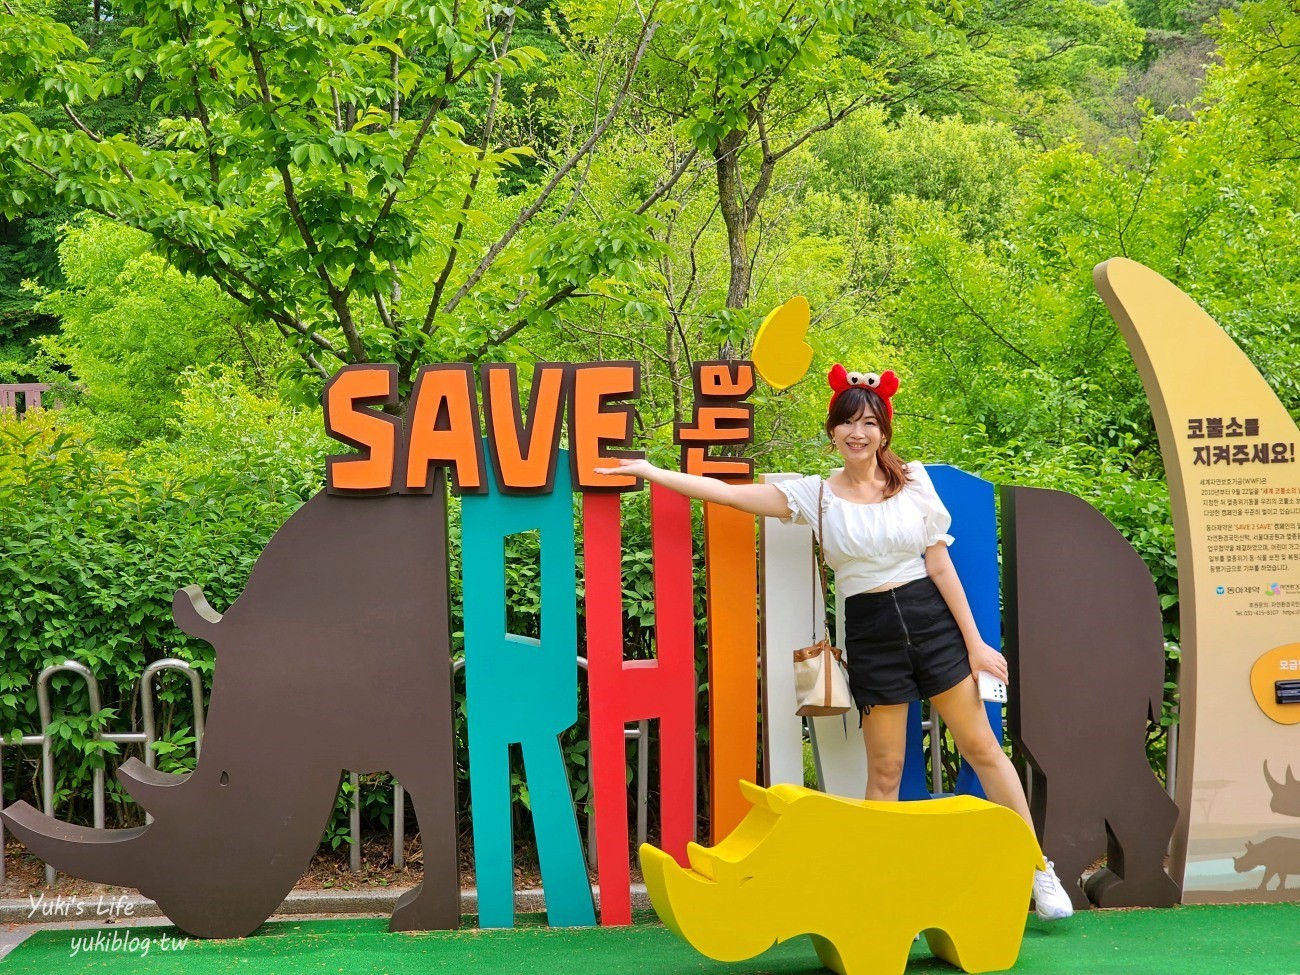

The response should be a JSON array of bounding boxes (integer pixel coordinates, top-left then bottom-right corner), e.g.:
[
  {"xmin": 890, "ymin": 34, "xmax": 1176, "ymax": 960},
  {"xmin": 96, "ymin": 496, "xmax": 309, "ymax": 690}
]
[{"xmin": 1096, "ymin": 258, "xmax": 1300, "ymax": 903}]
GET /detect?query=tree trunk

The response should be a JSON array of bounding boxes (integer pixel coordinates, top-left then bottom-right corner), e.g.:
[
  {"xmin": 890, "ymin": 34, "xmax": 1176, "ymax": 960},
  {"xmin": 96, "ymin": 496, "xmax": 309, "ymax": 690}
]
[
  {"xmin": 714, "ymin": 132, "xmax": 752, "ymax": 318},
  {"xmin": 666, "ymin": 315, "xmax": 683, "ymax": 425}
]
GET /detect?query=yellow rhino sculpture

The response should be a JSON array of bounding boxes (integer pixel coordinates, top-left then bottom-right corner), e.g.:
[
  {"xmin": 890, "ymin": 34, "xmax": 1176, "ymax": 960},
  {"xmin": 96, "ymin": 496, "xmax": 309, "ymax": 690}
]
[{"xmin": 640, "ymin": 782, "xmax": 1045, "ymax": 975}]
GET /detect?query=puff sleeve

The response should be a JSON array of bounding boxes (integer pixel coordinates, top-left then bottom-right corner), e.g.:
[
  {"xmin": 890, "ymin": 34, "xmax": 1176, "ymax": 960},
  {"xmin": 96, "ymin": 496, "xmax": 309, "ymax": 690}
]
[
  {"xmin": 771, "ymin": 475, "xmax": 824, "ymax": 529},
  {"xmin": 907, "ymin": 463, "xmax": 955, "ymax": 548}
]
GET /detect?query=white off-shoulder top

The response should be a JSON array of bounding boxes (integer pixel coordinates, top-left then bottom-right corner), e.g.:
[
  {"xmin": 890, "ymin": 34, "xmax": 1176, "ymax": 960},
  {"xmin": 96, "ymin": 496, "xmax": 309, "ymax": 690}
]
[{"xmin": 773, "ymin": 461, "xmax": 954, "ymax": 598}]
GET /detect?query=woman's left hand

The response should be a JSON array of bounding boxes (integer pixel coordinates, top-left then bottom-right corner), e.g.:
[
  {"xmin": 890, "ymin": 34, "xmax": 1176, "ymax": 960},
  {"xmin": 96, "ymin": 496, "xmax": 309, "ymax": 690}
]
[{"xmin": 967, "ymin": 640, "xmax": 1009, "ymax": 684}]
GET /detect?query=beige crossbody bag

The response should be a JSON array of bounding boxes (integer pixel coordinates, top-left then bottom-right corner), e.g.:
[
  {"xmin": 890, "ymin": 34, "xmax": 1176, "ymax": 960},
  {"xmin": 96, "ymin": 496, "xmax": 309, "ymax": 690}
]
[{"xmin": 792, "ymin": 480, "xmax": 853, "ymax": 716}]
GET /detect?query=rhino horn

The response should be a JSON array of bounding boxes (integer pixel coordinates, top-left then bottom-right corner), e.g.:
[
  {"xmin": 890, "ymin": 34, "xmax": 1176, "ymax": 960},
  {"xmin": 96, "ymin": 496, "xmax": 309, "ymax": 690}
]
[
  {"xmin": 1263, "ymin": 761, "xmax": 1281, "ymax": 793},
  {"xmin": 641, "ymin": 845, "xmax": 689, "ymax": 940},
  {"xmin": 1289, "ymin": 765, "xmax": 1297, "ymax": 786},
  {"xmin": 685, "ymin": 840, "xmax": 752, "ymax": 888},
  {"xmin": 685, "ymin": 840, "xmax": 717, "ymax": 878},
  {"xmin": 173, "ymin": 585, "xmax": 222, "ymax": 640},
  {"xmin": 639, "ymin": 844, "xmax": 768, "ymax": 962},
  {"xmin": 738, "ymin": 780, "xmax": 791, "ymax": 815},
  {"xmin": 0, "ymin": 801, "xmax": 146, "ymax": 889},
  {"xmin": 116, "ymin": 757, "xmax": 191, "ymax": 818}
]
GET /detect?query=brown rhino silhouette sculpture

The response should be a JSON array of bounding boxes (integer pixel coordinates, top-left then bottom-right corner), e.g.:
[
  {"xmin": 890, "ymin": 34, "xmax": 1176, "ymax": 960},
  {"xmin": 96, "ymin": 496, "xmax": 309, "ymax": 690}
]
[
  {"xmin": 1264, "ymin": 762, "xmax": 1300, "ymax": 817},
  {"xmin": 1, "ymin": 489, "xmax": 460, "ymax": 938},
  {"xmin": 1002, "ymin": 486, "xmax": 1181, "ymax": 909}
]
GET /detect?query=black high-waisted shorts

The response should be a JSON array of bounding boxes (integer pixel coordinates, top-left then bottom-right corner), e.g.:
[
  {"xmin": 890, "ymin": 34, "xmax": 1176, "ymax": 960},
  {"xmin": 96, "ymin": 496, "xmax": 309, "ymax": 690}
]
[{"xmin": 843, "ymin": 575, "xmax": 972, "ymax": 711}]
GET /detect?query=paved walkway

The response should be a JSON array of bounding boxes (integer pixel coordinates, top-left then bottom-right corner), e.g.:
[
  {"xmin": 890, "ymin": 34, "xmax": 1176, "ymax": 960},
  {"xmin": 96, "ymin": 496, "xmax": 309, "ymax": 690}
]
[{"xmin": 0, "ymin": 885, "xmax": 651, "ymax": 960}]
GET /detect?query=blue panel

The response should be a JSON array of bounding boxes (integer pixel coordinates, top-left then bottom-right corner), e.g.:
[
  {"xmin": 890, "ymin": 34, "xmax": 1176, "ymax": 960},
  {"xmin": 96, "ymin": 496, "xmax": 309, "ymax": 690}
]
[
  {"xmin": 898, "ymin": 465, "xmax": 1004, "ymax": 800},
  {"xmin": 461, "ymin": 449, "xmax": 595, "ymax": 928}
]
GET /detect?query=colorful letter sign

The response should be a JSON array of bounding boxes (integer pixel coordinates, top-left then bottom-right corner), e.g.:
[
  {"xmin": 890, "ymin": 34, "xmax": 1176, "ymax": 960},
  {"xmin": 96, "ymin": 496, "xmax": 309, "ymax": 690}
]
[
  {"xmin": 462, "ymin": 451, "xmax": 594, "ymax": 928},
  {"xmin": 6, "ymin": 275, "xmax": 1295, "ymax": 945},
  {"xmin": 583, "ymin": 486, "xmax": 697, "ymax": 925}
]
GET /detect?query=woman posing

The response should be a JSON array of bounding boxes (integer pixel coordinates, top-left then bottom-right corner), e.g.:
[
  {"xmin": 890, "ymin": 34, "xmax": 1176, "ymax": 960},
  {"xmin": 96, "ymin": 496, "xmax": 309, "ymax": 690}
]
[{"xmin": 596, "ymin": 366, "xmax": 1074, "ymax": 921}]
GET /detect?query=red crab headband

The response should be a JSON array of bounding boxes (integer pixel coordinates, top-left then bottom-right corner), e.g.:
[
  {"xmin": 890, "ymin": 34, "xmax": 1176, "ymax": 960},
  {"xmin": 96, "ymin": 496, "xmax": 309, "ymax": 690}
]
[{"xmin": 827, "ymin": 364, "xmax": 899, "ymax": 420}]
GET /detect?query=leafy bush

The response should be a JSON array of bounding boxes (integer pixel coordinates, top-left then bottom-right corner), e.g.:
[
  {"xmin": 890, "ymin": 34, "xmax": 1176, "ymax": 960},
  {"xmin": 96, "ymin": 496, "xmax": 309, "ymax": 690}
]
[
  {"xmin": 33, "ymin": 218, "xmax": 287, "ymax": 446},
  {"xmin": 0, "ymin": 372, "xmax": 324, "ymax": 826}
]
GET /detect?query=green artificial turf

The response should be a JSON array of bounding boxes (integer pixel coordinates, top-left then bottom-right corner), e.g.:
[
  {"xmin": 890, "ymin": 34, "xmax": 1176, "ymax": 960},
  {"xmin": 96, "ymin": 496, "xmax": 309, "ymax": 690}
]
[{"xmin": 3, "ymin": 904, "xmax": 1296, "ymax": 975}]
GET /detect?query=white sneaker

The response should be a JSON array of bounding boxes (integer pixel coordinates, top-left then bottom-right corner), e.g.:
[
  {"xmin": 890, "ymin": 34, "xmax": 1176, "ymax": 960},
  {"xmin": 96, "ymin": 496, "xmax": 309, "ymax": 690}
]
[{"xmin": 1032, "ymin": 860, "xmax": 1075, "ymax": 921}]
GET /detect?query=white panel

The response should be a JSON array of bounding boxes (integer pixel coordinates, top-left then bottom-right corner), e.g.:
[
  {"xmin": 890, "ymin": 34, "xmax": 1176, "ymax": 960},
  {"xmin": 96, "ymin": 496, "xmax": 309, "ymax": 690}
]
[
  {"xmin": 810, "ymin": 582, "xmax": 867, "ymax": 799},
  {"xmin": 758, "ymin": 473, "xmax": 821, "ymax": 787},
  {"xmin": 757, "ymin": 472, "xmax": 867, "ymax": 798}
]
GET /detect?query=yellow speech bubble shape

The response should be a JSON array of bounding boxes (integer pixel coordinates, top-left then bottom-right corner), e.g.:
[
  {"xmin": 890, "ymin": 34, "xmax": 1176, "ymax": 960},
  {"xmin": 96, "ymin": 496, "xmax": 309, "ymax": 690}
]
[
  {"xmin": 752, "ymin": 296, "xmax": 812, "ymax": 390},
  {"xmin": 1251, "ymin": 642, "xmax": 1300, "ymax": 725}
]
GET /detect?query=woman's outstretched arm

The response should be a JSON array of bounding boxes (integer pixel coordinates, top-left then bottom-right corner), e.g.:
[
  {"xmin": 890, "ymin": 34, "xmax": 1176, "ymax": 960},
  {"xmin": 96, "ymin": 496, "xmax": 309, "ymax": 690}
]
[{"xmin": 593, "ymin": 458, "xmax": 793, "ymax": 519}]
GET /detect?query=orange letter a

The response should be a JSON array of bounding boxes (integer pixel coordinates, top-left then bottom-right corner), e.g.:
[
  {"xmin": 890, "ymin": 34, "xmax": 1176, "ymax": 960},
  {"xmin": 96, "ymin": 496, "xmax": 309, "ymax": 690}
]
[{"xmin": 405, "ymin": 364, "xmax": 487, "ymax": 495}]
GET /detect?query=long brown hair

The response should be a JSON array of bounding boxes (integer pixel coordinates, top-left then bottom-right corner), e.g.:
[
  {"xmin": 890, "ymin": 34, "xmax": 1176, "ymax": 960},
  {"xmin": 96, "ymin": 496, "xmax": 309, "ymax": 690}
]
[{"xmin": 824, "ymin": 386, "xmax": 909, "ymax": 498}]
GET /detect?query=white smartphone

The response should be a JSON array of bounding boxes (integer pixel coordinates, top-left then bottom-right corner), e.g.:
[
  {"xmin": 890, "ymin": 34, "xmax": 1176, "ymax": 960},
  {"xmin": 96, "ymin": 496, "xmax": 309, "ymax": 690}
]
[{"xmin": 978, "ymin": 671, "xmax": 1008, "ymax": 704}]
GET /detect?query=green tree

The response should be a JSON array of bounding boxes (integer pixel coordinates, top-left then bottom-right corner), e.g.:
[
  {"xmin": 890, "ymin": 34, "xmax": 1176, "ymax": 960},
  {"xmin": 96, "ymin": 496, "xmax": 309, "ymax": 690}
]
[
  {"xmin": 858, "ymin": 1, "xmax": 1300, "ymax": 460},
  {"xmin": 0, "ymin": 2, "xmax": 159, "ymax": 368},
  {"xmin": 630, "ymin": 0, "xmax": 1142, "ymax": 330},
  {"xmin": 34, "ymin": 217, "xmax": 284, "ymax": 444},
  {"xmin": 1211, "ymin": 0, "xmax": 1300, "ymax": 163},
  {"xmin": 518, "ymin": 0, "xmax": 1140, "ymax": 470},
  {"xmin": 0, "ymin": 212, "xmax": 63, "ymax": 378},
  {"xmin": 0, "ymin": 0, "xmax": 683, "ymax": 396}
]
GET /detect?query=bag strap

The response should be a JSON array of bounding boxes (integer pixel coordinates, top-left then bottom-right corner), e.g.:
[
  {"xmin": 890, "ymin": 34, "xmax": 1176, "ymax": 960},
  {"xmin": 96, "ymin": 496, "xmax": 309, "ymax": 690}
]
[{"xmin": 810, "ymin": 479, "xmax": 832, "ymax": 643}]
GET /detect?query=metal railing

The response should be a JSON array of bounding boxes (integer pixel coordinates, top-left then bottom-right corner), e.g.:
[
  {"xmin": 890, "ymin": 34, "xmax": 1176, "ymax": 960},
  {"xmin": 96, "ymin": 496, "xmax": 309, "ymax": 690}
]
[
  {"xmin": 0, "ymin": 659, "xmax": 1179, "ymax": 888},
  {"xmin": 0, "ymin": 659, "xmax": 206, "ymax": 885},
  {"xmin": 2, "ymin": 656, "xmax": 651, "ymax": 884}
]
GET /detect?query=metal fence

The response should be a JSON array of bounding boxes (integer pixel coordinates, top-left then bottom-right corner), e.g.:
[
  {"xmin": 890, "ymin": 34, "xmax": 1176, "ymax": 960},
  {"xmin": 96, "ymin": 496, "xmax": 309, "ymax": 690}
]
[
  {"xmin": 0, "ymin": 657, "xmax": 650, "ymax": 885},
  {"xmin": 1, "ymin": 657, "xmax": 1177, "ymax": 888},
  {"xmin": 0, "ymin": 660, "xmax": 205, "ymax": 885}
]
